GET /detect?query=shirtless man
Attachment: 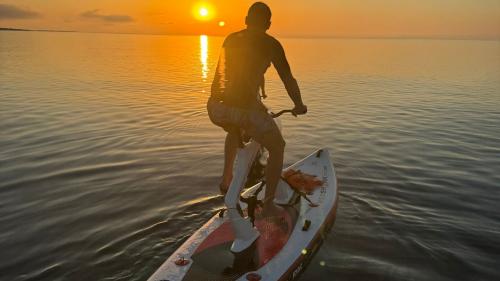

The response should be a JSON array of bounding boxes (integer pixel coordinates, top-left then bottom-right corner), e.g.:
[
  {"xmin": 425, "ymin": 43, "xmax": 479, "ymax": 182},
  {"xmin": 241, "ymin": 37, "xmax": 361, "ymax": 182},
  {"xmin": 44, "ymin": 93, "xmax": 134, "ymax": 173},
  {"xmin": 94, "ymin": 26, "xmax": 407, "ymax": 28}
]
[{"xmin": 207, "ymin": 2, "xmax": 307, "ymax": 218}]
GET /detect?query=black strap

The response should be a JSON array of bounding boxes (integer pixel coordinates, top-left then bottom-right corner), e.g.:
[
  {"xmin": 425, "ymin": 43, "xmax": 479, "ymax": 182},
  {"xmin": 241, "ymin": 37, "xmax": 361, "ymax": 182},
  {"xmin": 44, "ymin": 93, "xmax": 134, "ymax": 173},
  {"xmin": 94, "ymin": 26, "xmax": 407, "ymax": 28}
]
[
  {"xmin": 239, "ymin": 181, "xmax": 265, "ymax": 226},
  {"xmin": 280, "ymin": 175, "xmax": 318, "ymax": 207}
]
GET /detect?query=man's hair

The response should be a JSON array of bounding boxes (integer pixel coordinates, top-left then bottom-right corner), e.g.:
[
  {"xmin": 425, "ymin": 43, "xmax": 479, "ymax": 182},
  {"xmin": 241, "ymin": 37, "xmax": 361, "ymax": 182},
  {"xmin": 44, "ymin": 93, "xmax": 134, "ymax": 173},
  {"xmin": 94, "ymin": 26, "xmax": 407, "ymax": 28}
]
[{"xmin": 246, "ymin": 2, "xmax": 272, "ymax": 28}]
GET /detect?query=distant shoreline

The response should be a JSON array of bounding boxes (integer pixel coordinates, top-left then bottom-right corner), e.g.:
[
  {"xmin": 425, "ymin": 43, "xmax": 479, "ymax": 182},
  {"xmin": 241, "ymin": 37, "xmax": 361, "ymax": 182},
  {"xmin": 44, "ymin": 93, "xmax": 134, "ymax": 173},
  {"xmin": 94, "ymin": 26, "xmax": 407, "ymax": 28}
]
[{"xmin": 0, "ymin": 27, "xmax": 74, "ymax": 33}]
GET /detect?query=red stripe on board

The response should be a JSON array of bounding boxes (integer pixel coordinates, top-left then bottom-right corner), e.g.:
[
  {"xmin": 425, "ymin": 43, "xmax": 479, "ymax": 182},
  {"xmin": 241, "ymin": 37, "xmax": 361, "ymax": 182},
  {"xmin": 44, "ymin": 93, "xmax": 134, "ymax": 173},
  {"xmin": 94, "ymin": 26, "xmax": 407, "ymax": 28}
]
[
  {"xmin": 255, "ymin": 210, "xmax": 294, "ymax": 266},
  {"xmin": 194, "ymin": 221, "xmax": 235, "ymax": 254}
]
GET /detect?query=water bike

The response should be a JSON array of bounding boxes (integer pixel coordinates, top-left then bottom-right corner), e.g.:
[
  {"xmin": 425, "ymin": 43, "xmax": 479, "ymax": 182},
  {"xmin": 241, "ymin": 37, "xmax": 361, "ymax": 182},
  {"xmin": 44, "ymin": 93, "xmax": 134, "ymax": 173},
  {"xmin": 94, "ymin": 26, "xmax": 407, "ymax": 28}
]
[{"xmin": 147, "ymin": 109, "xmax": 338, "ymax": 281}]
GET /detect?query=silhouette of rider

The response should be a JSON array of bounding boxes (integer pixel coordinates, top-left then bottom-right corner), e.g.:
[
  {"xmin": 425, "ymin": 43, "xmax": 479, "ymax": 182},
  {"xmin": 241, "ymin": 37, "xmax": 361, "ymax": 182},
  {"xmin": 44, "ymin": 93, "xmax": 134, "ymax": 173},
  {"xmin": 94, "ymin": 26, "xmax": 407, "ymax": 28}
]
[{"xmin": 207, "ymin": 2, "xmax": 307, "ymax": 219}]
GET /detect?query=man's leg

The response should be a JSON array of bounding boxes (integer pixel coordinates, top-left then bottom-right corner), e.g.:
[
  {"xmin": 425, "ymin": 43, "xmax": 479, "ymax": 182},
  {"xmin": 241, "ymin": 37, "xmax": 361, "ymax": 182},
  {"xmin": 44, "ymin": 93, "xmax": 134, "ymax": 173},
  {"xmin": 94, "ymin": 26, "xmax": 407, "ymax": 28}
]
[
  {"xmin": 221, "ymin": 131, "xmax": 239, "ymax": 193},
  {"xmin": 257, "ymin": 126, "xmax": 286, "ymax": 207}
]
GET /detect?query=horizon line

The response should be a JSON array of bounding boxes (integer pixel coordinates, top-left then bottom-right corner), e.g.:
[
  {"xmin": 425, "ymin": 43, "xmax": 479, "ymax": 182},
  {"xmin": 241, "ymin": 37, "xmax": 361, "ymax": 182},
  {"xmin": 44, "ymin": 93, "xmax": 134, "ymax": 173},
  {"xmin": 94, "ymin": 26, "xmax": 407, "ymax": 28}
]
[{"xmin": 1, "ymin": 27, "xmax": 499, "ymax": 41}]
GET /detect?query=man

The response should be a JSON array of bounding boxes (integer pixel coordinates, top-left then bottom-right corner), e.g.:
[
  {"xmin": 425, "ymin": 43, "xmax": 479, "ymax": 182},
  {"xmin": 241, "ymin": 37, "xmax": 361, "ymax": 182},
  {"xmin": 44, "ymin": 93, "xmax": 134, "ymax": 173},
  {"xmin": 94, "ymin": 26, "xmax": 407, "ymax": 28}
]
[{"xmin": 207, "ymin": 2, "xmax": 307, "ymax": 218}]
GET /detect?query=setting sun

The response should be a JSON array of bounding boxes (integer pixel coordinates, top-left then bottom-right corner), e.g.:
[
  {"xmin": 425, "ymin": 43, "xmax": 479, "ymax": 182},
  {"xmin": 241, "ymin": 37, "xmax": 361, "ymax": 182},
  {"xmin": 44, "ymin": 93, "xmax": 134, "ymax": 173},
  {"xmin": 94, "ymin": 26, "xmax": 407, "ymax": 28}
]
[
  {"xmin": 199, "ymin": 8, "xmax": 208, "ymax": 17},
  {"xmin": 193, "ymin": 3, "xmax": 215, "ymax": 21}
]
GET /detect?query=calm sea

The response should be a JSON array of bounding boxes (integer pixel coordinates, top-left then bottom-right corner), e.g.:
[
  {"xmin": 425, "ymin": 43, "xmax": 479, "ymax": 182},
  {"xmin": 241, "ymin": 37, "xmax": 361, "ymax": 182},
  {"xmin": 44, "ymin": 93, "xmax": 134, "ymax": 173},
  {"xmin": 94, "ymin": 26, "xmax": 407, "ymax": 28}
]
[{"xmin": 0, "ymin": 31, "xmax": 499, "ymax": 281}]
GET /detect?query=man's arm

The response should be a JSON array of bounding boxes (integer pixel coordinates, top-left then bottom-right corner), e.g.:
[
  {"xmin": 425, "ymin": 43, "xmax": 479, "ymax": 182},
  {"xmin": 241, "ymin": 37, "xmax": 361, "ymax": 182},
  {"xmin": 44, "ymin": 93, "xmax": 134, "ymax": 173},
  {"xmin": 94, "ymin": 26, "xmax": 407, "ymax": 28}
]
[{"xmin": 271, "ymin": 40, "xmax": 305, "ymax": 109}]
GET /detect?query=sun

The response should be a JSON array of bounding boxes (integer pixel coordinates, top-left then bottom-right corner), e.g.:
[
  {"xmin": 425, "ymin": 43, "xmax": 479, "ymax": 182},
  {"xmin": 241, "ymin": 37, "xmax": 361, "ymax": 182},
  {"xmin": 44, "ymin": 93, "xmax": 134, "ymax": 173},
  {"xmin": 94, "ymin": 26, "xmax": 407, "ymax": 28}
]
[
  {"xmin": 193, "ymin": 3, "xmax": 215, "ymax": 21},
  {"xmin": 199, "ymin": 7, "xmax": 209, "ymax": 17}
]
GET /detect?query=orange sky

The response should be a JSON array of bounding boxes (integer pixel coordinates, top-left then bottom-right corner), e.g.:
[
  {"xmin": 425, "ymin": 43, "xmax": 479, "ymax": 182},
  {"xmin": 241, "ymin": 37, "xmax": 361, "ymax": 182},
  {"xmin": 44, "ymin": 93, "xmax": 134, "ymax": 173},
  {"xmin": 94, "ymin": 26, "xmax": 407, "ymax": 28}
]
[{"xmin": 0, "ymin": 0, "xmax": 499, "ymax": 39}]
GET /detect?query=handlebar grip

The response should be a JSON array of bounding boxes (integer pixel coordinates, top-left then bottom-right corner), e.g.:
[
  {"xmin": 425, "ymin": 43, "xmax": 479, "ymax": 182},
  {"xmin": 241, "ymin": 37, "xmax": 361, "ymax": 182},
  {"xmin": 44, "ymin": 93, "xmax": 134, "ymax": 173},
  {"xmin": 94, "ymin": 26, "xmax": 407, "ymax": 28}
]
[{"xmin": 271, "ymin": 109, "xmax": 296, "ymax": 118}]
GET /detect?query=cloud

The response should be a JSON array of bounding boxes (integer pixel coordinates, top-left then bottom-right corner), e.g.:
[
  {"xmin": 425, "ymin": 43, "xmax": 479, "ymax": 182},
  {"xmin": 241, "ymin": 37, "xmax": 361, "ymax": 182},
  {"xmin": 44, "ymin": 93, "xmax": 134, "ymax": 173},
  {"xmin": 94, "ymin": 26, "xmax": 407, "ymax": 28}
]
[
  {"xmin": 81, "ymin": 10, "xmax": 133, "ymax": 23},
  {"xmin": 0, "ymin": 4, "xmax": 40, "ymax": 19}
]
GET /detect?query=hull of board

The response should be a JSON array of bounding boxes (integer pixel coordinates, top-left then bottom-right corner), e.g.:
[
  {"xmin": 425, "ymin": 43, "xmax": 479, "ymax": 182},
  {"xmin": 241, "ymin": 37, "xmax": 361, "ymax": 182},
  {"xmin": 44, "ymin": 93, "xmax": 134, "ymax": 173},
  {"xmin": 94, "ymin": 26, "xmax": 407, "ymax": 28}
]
[{"xmin": 147, "ymin": 148, "xmax": 338, "ymax": 281}]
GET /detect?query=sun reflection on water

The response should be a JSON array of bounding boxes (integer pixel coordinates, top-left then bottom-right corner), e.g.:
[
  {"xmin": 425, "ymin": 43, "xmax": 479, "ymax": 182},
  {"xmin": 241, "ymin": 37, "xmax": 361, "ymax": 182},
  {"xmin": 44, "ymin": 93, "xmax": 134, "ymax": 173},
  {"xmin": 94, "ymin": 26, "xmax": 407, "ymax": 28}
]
[{"xmin": 200, "ymin": 35, "xmax": 208, "ymax": 80}]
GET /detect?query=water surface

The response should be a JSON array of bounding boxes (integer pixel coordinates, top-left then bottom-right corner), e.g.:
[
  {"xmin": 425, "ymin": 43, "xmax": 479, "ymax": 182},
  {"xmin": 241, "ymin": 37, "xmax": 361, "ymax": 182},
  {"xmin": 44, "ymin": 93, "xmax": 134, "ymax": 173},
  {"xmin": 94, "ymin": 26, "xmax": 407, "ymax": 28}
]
[{"xmin": 1, "ymin": 31, "xmax": 499, "ymax": 281}]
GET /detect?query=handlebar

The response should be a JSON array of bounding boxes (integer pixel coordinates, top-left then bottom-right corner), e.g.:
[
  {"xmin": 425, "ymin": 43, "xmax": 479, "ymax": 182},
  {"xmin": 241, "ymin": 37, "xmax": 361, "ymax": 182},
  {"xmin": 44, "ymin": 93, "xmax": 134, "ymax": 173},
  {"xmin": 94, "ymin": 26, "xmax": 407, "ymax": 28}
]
[{"xmin": 271, "ymin": 109, "xmax": 296, "ymax": 118}]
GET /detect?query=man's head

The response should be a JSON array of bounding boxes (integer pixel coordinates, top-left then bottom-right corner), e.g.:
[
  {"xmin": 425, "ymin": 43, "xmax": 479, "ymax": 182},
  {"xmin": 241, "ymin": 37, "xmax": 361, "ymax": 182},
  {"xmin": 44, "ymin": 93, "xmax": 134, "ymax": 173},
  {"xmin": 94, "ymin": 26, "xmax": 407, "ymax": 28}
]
[{"xmin": 245, "ymin": 2, "xmax": 272, "ymax": 31}]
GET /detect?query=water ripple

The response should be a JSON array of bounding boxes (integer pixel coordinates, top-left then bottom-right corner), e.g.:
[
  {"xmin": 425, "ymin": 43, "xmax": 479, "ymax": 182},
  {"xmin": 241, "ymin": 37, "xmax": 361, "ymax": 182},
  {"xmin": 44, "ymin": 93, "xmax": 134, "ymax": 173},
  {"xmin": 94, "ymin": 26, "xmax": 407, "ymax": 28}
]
[{"xmin": 1, "ymin": 33, "xmax": 499, "ymax": 281}]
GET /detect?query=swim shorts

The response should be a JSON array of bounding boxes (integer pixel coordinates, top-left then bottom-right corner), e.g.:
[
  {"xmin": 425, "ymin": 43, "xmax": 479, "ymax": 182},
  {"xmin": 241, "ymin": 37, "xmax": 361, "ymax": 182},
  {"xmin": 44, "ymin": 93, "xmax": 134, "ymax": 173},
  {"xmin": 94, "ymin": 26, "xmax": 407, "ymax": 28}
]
[{"xmin": 207, "ymin": 97, "xmax": 277, "ymax": 142}]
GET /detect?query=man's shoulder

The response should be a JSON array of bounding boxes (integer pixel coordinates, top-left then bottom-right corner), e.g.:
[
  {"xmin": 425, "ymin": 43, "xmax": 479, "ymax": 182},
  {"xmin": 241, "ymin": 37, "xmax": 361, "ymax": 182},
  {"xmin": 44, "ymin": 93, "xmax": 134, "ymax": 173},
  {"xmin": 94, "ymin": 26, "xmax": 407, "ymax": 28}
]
[
  {"xmin": 223, "ymin": 30, "xmax": 245, "ymax": 45},
  {"xmin": 263, "ymin": 32, "xmax": 277, "ymax": 41},
  {"xmin": 263, "ymin": 33, "xmax": 282, "ymax": 49},
  {"xmin": 224, "ymin": 30, "xmax": 279, "ymax": 43},
  {"xmin": 227, "ymin": 30, "xmax": 244, "ymax": 39}
]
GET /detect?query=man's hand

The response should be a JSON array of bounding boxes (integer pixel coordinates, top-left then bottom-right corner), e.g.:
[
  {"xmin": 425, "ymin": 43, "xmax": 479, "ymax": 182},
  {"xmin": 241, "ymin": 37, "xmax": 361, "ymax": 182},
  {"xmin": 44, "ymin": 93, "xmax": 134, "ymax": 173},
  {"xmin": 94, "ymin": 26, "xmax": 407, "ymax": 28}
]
[{"xmin": 292, "ymin": 104, "xmax": 307, "ymax": 116}]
